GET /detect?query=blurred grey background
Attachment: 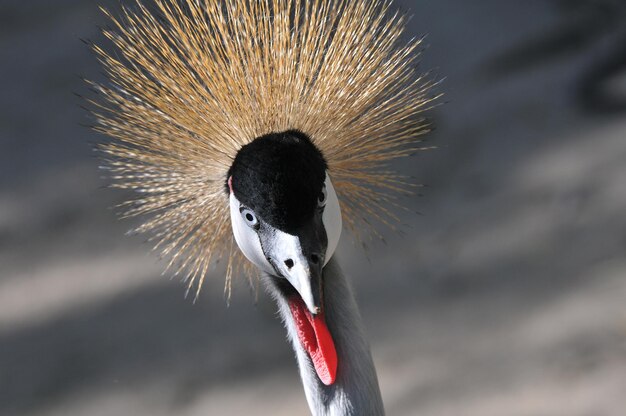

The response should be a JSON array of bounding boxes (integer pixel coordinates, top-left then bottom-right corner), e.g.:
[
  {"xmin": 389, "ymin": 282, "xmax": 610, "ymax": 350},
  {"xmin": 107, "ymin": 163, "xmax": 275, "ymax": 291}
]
[{"xmin": 2, "ymin": 0, "xmax": 626, "ymax": 415}]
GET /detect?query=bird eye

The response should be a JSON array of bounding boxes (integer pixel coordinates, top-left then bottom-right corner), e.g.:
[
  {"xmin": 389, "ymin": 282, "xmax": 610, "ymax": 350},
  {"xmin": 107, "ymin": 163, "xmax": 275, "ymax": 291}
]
[
  {"xmin": 240, "ymin": 207, "xmax": 259, "ymax": 229},
  {"xmin": 318, "ymin": 185, "xmax": 327, "ymax": 207}
]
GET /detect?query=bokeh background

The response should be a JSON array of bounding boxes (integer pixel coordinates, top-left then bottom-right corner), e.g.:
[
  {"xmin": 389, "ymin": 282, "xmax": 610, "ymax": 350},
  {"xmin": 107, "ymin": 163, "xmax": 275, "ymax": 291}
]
[{"xmin": 2, "ymin": 0, "xmax": 626, "ymax": 415}]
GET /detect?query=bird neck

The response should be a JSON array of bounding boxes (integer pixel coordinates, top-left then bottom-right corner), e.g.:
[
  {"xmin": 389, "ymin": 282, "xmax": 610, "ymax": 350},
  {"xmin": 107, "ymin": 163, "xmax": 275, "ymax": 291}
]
[{"xmin": 265, "ymin": 257, "xmax": 385, "ymax": 416}]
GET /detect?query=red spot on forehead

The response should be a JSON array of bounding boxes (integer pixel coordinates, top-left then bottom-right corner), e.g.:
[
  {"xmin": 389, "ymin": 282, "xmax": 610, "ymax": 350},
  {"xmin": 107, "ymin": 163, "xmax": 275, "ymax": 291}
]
[{"xmin": 228, "ymin": 176, "xmax": 234, "ymax": 194}]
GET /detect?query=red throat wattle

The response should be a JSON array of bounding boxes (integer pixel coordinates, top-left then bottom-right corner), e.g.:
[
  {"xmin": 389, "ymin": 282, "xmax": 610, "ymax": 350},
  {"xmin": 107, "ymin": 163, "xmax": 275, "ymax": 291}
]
[{"xmin": 288, "ymin": 296, "xmax": 338, "ymax": 385}]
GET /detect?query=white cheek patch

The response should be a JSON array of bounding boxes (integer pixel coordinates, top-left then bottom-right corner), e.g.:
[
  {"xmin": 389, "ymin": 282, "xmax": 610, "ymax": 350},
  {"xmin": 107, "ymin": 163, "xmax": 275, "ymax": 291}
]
[
  {"xmin": 230, "ymin": 175, "xmax": 342, "ymax": 271},
  {"xmin": 322, "ymin": 175, "xmax": 342, "ymax": 265},
  {"xmin": 229, "ymin": 193, "xmax": 274, "ymax": 274}
]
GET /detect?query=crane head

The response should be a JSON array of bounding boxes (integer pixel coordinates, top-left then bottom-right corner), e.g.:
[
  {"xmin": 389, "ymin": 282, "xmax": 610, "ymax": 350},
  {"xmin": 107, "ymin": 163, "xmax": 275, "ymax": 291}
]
[
  {"xmin": 227, "ymin": 130, "xmax": 342, "ymax": 315},
  {"xmin": 227, "ymin": 130, "xmax": 342, "ymax": 385}
]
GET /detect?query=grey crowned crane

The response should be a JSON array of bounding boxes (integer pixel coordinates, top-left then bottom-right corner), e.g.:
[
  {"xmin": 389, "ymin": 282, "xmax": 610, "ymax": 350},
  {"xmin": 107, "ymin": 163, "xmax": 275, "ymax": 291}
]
[
  {"xmin": 90, "ymin": 0, "xmax": 436, "ymax": 414},
  {"xmin": 228, "ymin": 130, "xmax": 383, "ymax": 414}
]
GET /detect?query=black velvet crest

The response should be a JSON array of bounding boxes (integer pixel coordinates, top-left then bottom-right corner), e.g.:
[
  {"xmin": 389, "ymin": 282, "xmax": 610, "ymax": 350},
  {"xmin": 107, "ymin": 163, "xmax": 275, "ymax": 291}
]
[{"xmin": 227, "ymin": 130, "xmax": 328, "ymax": 233}]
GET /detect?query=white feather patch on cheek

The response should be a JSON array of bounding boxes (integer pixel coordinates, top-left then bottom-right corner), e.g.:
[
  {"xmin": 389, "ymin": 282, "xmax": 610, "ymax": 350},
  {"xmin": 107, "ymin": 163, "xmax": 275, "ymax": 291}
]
[
  {"xmin": 229, "ymin": 193, "xmax": 274, "ymax": 274},
  {"xmin": 322, "ymin": 176, "xmax": 342, "ymax": 266}
]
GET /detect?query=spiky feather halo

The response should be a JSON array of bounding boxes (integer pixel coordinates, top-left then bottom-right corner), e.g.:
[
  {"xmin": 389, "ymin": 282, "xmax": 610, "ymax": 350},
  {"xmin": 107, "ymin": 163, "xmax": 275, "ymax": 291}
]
[{"xmin": 89, "ymin": 0, "xmax": 438, "ymax": 298}]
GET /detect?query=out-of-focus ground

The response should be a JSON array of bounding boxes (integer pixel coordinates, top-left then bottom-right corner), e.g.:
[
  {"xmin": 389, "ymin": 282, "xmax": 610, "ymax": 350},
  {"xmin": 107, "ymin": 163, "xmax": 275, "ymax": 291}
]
[{"xmin": 2, "ymin": 1, "xmax": 626, "ymax": 415}]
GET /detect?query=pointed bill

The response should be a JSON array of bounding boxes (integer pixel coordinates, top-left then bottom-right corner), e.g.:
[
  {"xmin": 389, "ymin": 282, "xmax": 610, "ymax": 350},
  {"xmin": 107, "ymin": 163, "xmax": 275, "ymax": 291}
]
[{"xmin": 266, "ymin": 228, "xmax": 322, "ymax": 314}]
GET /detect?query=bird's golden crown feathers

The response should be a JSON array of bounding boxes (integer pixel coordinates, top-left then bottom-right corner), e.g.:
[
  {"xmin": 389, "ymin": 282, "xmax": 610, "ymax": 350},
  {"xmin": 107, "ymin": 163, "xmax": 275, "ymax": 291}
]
[{"xmin": 89, "ymin": 0, "xmax": 437, "ymax": 297}]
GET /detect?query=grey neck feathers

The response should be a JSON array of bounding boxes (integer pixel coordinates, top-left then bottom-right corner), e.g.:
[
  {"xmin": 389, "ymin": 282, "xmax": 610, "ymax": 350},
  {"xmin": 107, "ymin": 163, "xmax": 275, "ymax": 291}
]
[{"xmin": 263, "ymin": 257, "xmax": 385, "ymax": 416}]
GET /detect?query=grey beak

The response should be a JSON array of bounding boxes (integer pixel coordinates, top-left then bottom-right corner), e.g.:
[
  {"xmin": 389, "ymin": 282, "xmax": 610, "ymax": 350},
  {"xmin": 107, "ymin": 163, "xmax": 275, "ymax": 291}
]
[
  {"xmin": 258, "ymin": 218, "xmax": 327, "ymax": 315},
  {"xmin": 283, "ymin": 251, "xmax": 324, "ymax": 314}
]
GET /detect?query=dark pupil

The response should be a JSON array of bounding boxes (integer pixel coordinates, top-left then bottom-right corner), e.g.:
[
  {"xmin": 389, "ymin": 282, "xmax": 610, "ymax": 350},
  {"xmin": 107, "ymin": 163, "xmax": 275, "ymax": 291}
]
[
  {"xmin": 319, "ymin": 193, "xmax": 325, "ymax": 202},
  {"xmin": 246, "ymin": 213, "xmax": 254, "ymax": 222}
]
